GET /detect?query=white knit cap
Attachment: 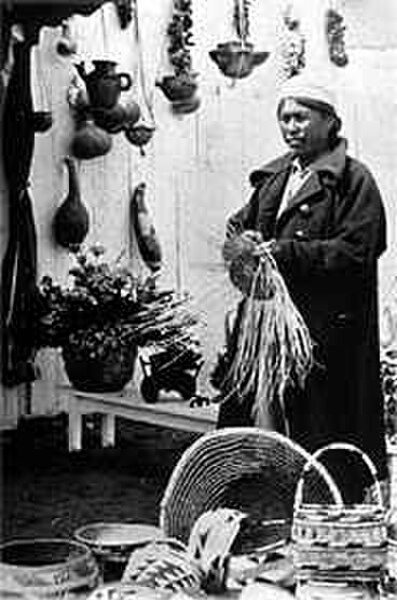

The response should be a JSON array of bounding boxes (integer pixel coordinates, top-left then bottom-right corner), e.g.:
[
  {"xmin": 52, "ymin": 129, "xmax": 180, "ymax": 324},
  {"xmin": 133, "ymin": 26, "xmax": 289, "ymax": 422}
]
[{"xmin": 278, "ymin": 71, "xmax": 339, "ymax": 115}]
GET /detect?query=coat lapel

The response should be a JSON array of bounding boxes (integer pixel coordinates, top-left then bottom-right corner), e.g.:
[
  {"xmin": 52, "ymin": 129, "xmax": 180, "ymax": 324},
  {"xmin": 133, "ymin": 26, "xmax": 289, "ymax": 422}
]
[
  {"xmin": 256, "ymin": 168, "xmax": 291, "ymax": 237},
  {"xmin": 275, "ymin": 171, "xmax": 331, "ymax": 233}
]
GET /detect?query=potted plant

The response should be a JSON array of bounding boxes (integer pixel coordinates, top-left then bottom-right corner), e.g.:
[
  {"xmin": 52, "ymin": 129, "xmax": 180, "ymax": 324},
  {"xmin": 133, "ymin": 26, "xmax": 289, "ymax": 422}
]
[
  {"xmin": 156, "ymin": 0, "xmax": 200, "ymax": 110},
  {"xmin": 33, "ymin": 244, "xmax": 200, "ymax": 393},
  {"xmin": 209, "ymin": 0, "xmax": 269, "ymax": 80}
]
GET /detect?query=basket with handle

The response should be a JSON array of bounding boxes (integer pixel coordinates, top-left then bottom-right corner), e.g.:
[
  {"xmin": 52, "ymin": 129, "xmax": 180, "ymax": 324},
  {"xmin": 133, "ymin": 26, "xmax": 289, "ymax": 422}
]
[
  {"xmin": 160, "ymin": 428, "xmax": 341, "ymax": 556},
  {"xmin": 291, "ymin": 442, "xmax": 388, "ymax": 582}
]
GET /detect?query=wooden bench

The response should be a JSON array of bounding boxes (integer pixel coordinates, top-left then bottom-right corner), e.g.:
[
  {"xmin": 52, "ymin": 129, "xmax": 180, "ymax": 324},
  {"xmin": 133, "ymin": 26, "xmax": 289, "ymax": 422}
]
[{"xmin": 66, "ymin": 385, "xmax": 219, "ymax": 452}]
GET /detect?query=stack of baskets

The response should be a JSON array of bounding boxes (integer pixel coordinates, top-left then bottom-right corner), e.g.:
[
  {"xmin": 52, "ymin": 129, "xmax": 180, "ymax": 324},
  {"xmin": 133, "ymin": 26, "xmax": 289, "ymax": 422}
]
[{"xmin": 291, "ymin": 443, "xmax": 388, "ymax": 586}]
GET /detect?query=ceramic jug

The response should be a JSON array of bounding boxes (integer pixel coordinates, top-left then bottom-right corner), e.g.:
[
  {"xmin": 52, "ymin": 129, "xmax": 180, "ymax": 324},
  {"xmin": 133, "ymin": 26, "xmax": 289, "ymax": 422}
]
[{"xmin": 76, "ymin": 60, "xmax": 132, "ymax": 109}]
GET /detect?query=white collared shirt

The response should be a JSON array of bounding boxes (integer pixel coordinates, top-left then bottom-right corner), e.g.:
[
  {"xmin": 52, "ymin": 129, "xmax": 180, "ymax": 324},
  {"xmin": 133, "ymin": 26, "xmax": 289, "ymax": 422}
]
[{"xmin": 277, "ymin": 159, "xmax": 312, "ymax": 219}]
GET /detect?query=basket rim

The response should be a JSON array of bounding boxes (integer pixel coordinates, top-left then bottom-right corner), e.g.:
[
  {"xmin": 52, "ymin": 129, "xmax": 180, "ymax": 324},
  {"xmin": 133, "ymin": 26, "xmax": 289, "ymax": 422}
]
[
  {"xmin": 0, "ymin": 537, "xmax": 94, "ymax": 572},
  {"xmin": 159, "ymin": 427, "xmax": 340, "ymax": 535}
]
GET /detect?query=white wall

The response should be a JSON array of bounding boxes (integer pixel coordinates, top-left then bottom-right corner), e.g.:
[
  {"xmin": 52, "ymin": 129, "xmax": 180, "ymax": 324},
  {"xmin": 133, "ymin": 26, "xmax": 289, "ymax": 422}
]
[{"xmin": 1, "ymin": 0, "xmax": 397, "ymax": 420}]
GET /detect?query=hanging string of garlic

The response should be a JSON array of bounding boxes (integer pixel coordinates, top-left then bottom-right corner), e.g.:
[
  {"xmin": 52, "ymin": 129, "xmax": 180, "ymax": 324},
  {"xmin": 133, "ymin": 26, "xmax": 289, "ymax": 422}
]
[{"xmin": 222, "ymin": 244, "xmax": 313, "ymax": 427}]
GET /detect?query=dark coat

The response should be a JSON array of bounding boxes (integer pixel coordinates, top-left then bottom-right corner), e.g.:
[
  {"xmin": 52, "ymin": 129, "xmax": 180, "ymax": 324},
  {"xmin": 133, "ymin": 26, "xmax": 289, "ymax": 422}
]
[{"xmin": 218, "ymin": 140, "xmax": 388, "ymax": 480}]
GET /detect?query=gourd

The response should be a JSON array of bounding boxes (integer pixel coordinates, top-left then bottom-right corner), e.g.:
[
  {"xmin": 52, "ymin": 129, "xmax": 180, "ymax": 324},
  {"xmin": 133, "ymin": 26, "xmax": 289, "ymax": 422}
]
[
  {"xmin": 71, "ymin": 118, "xmax": 112, "ymax": 160},
  {"xmin": 92, "ymin": 103, "xmax": 127, "ymax": 134},
  {"xmin": 53, "ymin": 157, "xmax": 89, "ymax": 249},
  {"xmin": 130, "ymin": 182, "xmax": 162, "ymax": 272}
]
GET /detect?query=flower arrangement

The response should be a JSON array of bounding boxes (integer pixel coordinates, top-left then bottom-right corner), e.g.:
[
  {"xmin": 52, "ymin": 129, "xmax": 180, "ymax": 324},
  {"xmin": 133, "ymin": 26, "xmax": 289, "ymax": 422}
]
[{"xmin": 33, "ymin": 245, "xmax": 200, "ymax": 391}]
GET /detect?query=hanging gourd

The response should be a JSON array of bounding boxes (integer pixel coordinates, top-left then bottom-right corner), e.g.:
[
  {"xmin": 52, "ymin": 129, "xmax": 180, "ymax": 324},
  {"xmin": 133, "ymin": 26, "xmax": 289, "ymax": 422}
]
[
  {"xmin": 91, "ymin": 103, "xmax": 128, "ymax": 134},
  {"xmin": 130, "ymin": 182, "xmax": 162, "ymax": 273},
  {"xmin": 123, "ymin": 0, "xmax": 156, "ymax": 154},
  {"xmin": 156, "ymin": 0, "xmax": 200, "ymax": 114},
  {"xmin": 209, "ymin": 0, "xmax": 269, "ymax": 80},
  {"xmin": 326, "ymin": 8, "xmax": 348, "ymax": 67},
  {"xmin": 53, "ymin": 157, "xmax": 90, "ymax": 250},
  {"xmin": 71, "ymin": 116, "xmax": 112, "ymax": 159}
]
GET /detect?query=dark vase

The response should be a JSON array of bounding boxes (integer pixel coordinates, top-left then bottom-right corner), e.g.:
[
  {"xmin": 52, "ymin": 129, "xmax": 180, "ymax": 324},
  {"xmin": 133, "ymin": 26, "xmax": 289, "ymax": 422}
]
[{"xmin": 63, "ymin": 343, "xmax": 137, "ymax": 393}]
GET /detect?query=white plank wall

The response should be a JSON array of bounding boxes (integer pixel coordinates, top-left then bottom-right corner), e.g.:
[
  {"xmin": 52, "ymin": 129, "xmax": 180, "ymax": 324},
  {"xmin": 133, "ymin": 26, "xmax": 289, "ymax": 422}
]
[{"xmin": 1, "ymin": 0, "xmax": 397, "ymax": 424}]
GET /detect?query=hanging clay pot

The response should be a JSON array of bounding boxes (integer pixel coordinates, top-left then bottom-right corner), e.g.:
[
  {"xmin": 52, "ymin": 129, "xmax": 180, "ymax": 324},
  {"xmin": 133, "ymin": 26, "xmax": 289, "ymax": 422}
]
[
  {"xmin": 31, "ymin": 110, "xmax": 53, "ymax": 133},
  {"xmin": 124, "ymin": 122, "xmax": 155, "ymax": 156},
  {"xmin": 156, "ymin": 73, "xmax": 198, "ymax": 102},
  {"xmin": 76, "ymin": 60, "xmax": 132, "ymax": 109},
  {"xmin": 71, "ymin": 117, "xmax": 112, "ymax": 160},
  {"xmin": 209, "ymin": 41, "xmax": 269, "ymax": 79},
  {"xmin": 171, "ymin": 94, "xmax": 201, "ymax": 115},
  {"xmin": 56, "ymin": 20, "xmax": 77, "ymax": 56},
  {"xmin": 53, "ymin": 157, "xmax": 90, "ymax": 249},
  {"xmin": 92, "ymin": 103, "xmax": 127, "ymax": 134}
]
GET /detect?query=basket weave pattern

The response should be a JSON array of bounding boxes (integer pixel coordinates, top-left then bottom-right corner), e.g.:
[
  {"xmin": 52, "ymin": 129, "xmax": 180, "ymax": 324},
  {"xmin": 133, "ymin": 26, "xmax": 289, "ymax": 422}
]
[
  {"xmin": 160, "ymin": 428, "xmax": 339, "ymax": 550},
  {"xmin": 121, "ymin": 539, "xmax": 202, "ymax": 593},
  {"xmin": 292, "ymin": 443, "xmax": 387, "ymax": 582}
]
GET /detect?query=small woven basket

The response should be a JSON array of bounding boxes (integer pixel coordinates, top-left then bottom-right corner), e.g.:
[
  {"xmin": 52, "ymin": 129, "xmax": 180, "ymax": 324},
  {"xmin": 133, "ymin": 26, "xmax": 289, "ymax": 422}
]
[
  {"xmin": 292, "ymin": 442, "xmax": 388, "ymax": 582},
  {"xmin": 160, "ymin": 428, "xmax": 340, "ymax": 554},
  {"xmin": 121, "ymin": 538, "xmax": 202, "ymax": 593}
]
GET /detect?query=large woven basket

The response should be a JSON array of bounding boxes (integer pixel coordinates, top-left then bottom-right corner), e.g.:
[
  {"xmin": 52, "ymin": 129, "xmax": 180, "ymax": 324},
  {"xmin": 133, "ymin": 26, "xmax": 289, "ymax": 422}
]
[
  {"xmin": 292, "ymin": 442, "xmax": 388, "ymax": 582},
  {"xmin": 159, "ymin": 428, "xmax": 339, "ymax": 554}
]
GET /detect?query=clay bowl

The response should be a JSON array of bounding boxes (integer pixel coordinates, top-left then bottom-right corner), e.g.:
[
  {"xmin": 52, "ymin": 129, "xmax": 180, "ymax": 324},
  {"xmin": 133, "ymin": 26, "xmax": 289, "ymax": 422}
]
[{"xmin": 75, "ymin": 522, "xmax": 165, "ymax": 582}]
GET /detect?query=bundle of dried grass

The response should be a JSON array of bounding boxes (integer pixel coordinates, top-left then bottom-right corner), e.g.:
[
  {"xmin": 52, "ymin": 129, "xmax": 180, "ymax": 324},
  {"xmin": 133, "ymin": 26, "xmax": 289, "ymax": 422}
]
[{"xmin": 222, "ymin": 234, "xmax": 313, "ymax": 429}]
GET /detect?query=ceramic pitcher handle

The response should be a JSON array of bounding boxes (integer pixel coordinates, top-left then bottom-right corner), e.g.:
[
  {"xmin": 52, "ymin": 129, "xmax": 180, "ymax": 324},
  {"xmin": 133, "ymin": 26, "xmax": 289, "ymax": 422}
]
[{"xmin": 119, "ymin": 73, "xmax": 132, "ymax": 91}]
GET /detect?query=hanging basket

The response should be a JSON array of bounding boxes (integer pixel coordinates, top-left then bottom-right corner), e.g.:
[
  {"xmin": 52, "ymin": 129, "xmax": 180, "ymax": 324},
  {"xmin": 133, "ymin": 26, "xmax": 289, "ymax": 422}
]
[
  {"xmin": 291, "ymin": 442, "xmax": 388, "ymax": 582},
  {"xmin": 209, "ymin": 41, "xmax": 269, "ymax": 79},
  {"xmin": 156, "ymin": 74, "xmax": 198, "ymax": 102},
  {"xmin": 63, "ymin": 342, "xmax": 138, "ymax": 393}
]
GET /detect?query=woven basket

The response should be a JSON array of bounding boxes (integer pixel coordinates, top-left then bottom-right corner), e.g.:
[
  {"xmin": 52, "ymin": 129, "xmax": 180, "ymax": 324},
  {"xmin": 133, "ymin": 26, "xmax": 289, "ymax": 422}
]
[
  {"xmin": 160, "ymin": 428, "xmax": 340, "ymax": 554},
  {"xmin": 387, "ymin": 441, "xmax": 397, "ymax": 513},
  {"xmin": 121, "ymin": 538, "xmax": 202, "ymax": 593},
  {"xmin": 292, "ymin": 442, "xmax": 388, "ymax": 582}
]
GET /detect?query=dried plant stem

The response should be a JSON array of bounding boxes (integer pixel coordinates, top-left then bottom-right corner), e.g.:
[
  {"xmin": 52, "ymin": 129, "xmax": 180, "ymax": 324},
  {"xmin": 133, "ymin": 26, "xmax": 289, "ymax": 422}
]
[{"xmin": 225, "ymin": 250, "xmax": 313, "ymax": 427}]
